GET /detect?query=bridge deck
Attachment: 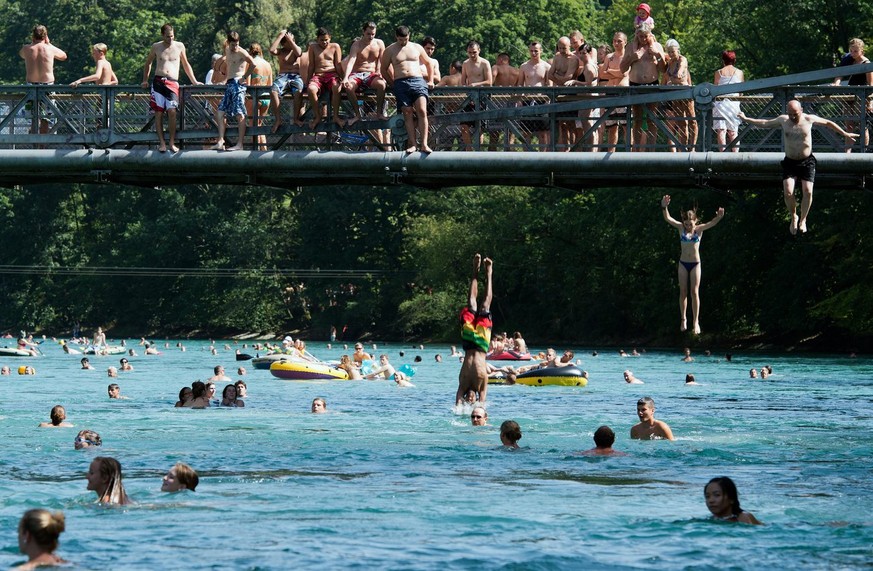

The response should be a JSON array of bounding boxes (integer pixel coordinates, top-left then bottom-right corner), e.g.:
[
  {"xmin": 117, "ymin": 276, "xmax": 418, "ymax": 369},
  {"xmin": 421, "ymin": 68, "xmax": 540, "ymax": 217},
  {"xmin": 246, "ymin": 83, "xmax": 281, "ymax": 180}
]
[{"xmin": 0, "ymin": 64, "xmax": 871, "ymax": 188}]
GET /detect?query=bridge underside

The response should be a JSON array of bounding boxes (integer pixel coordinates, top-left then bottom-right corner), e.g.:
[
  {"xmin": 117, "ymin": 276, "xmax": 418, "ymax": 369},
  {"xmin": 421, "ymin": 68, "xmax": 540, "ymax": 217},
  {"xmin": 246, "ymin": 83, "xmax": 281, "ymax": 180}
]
[{"xmin": 0, "ymin": 150, "xmax": 870, "ymax": 191}]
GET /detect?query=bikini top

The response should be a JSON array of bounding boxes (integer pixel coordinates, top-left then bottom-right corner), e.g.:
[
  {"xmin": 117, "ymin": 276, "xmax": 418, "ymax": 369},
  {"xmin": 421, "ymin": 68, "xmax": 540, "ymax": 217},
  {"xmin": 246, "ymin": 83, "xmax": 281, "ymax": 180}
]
[{"xmin": 680, "ymin": 231, "xmax": 700, "ymax": 243}]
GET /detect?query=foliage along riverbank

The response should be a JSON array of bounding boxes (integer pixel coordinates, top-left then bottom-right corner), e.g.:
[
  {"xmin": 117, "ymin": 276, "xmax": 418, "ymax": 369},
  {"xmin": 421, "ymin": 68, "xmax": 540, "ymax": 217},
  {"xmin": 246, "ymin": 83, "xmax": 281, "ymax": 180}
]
[{"xmin": 2, "ymin": 182, "xmax": 871, "ymax": 353}]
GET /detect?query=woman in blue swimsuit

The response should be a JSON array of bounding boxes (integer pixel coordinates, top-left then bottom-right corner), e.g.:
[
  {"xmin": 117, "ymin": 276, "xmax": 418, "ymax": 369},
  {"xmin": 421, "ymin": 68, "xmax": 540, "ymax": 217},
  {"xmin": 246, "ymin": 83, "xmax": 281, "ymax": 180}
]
[{"xmin": 661, "ymin": 195, "xmax": 725, "ymax": 334}]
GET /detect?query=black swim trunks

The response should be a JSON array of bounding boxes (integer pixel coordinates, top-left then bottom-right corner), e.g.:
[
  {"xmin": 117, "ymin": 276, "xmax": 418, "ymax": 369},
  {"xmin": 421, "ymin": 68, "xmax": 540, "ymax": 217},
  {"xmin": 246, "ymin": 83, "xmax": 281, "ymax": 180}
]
[{"xmin": 781, "ymin": 154, "xmax": 816, "ymax": 182}]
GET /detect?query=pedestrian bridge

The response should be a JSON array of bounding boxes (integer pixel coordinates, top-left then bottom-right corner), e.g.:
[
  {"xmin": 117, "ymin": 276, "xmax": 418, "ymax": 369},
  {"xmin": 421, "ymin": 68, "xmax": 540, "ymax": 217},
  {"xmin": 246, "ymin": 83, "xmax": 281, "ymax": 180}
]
[{"xmin": 0, "ymin": 63, "xmax": 871, "ymax": 190}]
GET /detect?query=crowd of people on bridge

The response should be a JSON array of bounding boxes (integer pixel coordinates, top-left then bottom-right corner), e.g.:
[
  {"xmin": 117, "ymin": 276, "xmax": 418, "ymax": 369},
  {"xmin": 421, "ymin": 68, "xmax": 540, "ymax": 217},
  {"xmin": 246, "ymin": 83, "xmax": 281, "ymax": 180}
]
[{"xmin": 17, "ymin": 4, "xmax": 872, "ymax": 153}]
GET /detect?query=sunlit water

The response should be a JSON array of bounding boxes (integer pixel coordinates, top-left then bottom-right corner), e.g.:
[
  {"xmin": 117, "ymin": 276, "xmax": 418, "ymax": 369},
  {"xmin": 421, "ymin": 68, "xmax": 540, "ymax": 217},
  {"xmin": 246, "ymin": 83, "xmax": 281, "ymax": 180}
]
[{"xmin": 2, "ymin": 340, "xmax": 872, "ymax": 570}]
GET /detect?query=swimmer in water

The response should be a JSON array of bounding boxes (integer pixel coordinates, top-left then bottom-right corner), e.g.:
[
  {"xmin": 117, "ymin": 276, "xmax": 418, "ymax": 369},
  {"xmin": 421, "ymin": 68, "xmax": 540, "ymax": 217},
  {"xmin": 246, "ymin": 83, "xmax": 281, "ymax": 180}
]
[
  {"xmin": 16, "ymin": 508, "xmax": 69, "ymax": 570},
  {"xmin": 311, "ymin": 397, "xmax": 327, "ymax": 413},
  {"xmin": 630, "ymin": 397, "xmax": 675, "ymax": 440},
  {"xmin": 38, "ymin": 405, "xmax": 73, "ymax": 428},
  {"xmin": 582, "ymin": 425, "xmax": 627, "ymax": 456},
  {"xmin": 499, "ymin": 420, "xmax": 522, "ymax": 449},
  {"xmin": 704, "ymin": 476, "xmax": 762, "ymax": 524},
  {"xmin": 86, "ymin": 456, "xmax": 132, "ymax": 505},
  {"xmin": 161, "ymin": 462, "xmax": 199, "ymax": 492}
]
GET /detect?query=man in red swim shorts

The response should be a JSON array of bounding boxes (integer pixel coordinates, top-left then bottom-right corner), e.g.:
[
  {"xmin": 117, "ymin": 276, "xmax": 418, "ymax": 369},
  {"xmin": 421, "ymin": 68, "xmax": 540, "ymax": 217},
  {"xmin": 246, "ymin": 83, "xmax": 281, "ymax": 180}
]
[{"xmin": 306, "ymin": 27, "xmax": 344, "ymax": 129}]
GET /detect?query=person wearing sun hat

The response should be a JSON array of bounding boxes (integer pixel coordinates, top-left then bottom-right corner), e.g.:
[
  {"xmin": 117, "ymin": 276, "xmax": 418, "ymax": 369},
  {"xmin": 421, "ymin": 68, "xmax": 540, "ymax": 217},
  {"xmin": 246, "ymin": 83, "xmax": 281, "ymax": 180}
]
[{"xmin": 634, "ymin": 3, "xmax": 655, "ymax": 31}]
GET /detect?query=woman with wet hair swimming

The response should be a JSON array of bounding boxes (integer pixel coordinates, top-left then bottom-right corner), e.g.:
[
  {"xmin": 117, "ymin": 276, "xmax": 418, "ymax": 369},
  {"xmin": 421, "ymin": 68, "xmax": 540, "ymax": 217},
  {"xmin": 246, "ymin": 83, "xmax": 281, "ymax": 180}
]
[
  {"xmin": 221, "ymin": 384, "xmax": 245, "ymax": 407},
  {"xmin": 86, "ymin": 456, "xmax": 132, "ymax": 505},
  {"xmin": 661, "ymin": 195, "xmax": 725, "ymax": 334},
  {"xmin": 500, "ymin": 420, "xmax": 522, "ymax": 449},
  {"xmin": 16, "ymin": 508, "xmax": 68, "ymax": 569},
  {"xmin": 704, "ymin": 476, "xmax": 761, "ymax": 524},
  {"xmin": 161, "ymin": 462, "xmax": 199, "ymax": 492},
  {"xmin": 38, "ymin": 405, "xmax": 73, "ymax": 428}
]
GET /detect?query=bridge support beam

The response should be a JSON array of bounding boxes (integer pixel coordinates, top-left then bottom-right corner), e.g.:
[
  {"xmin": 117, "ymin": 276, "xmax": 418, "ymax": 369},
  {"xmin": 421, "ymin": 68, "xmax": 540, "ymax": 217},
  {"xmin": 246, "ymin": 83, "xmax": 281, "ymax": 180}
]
[{"xmin": 0, "ymin": 150, "xmax": 870, "ymax": 190}]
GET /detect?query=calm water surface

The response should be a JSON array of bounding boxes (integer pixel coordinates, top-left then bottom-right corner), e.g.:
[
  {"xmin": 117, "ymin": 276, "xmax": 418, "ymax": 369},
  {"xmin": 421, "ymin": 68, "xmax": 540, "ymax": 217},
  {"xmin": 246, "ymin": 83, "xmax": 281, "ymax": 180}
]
[{"xmin": 2, "ymin": 340, "xmax": 872, "ymax": 570}]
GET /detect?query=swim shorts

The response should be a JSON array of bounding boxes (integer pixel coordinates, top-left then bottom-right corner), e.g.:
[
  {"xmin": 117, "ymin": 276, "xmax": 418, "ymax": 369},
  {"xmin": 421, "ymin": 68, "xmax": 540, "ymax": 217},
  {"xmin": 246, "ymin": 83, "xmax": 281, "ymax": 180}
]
[
  {"xmin": 348, "ymin": 71, "xmax": 382, "ymax": 90},
  {"xmin": 781, "ymin": 154, "xmax": 816, "ymax": 182},
  {"xmin": 150, "ymin": 76, "xmax": 180, "ymax": 112},
  {"xmin": 308, "ymin": 71, "xmax": 339, "ymax": 96},
  {"xmin": 460, "ymin": 306, "xmax": 492, "ymax": 354},
  {"xmin": 393, "ymin": 76, "xmax": 429, "ymax": 108},
  {"xmin": 218, "ymin": 78, "xmax": 247, "ymax": 117},
  {"xmin": 272, "ymin": 72, "xmax": 304, "ymax": 95}
]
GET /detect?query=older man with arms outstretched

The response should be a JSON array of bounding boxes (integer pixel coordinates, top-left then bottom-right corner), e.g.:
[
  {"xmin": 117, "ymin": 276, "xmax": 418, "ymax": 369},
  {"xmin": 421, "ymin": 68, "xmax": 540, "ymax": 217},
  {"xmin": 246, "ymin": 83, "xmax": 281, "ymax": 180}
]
[{"xmin": 738, "ymin": 100, "xmax": 857, "ymax": 234}]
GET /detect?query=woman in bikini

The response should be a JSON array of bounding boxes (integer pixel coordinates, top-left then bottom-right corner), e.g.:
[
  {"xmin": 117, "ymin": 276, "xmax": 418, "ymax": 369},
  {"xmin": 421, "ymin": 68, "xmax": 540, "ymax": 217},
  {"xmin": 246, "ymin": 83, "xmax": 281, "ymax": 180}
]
[{"xmin": 661, "ymin": 195, "xmax": 725, "ymax": 334}]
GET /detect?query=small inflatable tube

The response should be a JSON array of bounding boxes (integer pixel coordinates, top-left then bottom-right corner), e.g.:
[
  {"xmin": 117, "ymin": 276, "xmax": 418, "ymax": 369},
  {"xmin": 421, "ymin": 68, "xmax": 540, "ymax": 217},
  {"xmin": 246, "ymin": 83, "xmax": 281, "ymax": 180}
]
[
  {"xmin": 270, "ymin": 360, "xmax": 350, "ymax": 381},
  {"xmin": 515, "ymin": 365, "xmax": 588, "ymax": 387},
  {"xmin": 0, "ymin": 347, "xmax": 34, "ymax": 357},
  {"xmin": 486, "ymin": 350, "xmax": 532, "ymax": 361},
  {"xmin": 487, "ymin": 371, "xmax": 511, "ymax": 385},
  {"xmin": 252, "ymin": 354, "xmax": 293, "ymax": 370},
  {"xmin": 84, "ymin": 345, "xmax": 126, "ymax": 355}
]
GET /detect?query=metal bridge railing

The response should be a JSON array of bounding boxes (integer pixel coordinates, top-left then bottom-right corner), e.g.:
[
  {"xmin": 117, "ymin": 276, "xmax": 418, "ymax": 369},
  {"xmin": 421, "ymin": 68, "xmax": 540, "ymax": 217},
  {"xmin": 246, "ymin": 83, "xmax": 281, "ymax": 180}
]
[{"xmin": 0, "ymin": 63, "xmax": 869, "ymax": 153}]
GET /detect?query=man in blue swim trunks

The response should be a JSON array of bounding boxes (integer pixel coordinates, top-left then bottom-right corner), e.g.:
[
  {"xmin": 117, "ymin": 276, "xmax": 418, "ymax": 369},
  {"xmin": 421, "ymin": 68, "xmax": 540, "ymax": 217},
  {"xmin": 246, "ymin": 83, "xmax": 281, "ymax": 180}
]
[
  {"xmin": 211, "ymin": 32, "xmax": 255, "ymax": 151},
  {"xmin": 381, "ymin": 26, "xmax": 434, "ymax": 153},
  {"xmin": 268, "ymin": 29, "xmax": 305, "ymax": 130},
  {"xmin": 738, "ymin": 101, "xmax": 858, "ymax": 234}
]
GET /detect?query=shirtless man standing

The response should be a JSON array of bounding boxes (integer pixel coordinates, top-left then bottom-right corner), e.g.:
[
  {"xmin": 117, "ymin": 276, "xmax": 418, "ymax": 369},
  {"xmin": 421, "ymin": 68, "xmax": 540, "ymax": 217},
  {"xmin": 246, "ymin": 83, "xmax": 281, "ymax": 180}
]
[
  {"xmin": 630, "ymin": 397, "xmax": 675, "ymax": 440},
  {"xmin": 547, "ymin": 37, "xmax": 581, "ymax": 150},
  {"xmin": 381, "ymin": 26, "xmax": 434, "ymax": 153},
  {"xmin": 306, "ymin": 27, "xmax": 344, "ymax": 129},
  {"xmin": 492, "ymin": 53, "xmax": 520, "ymax": 87},
  {"xmin": 437, "ymin": 60, "xmax": 463, "ymax": 87},
  {"xmin": 738, "ymin": 101, "xmax": 858, "ymax": 234},
  {"xmin": 211, "ymin": 32, "xmax": 255, "ymax": 151},
  {"xmin": 141, "ymin": 24, "xmax": 201, "ymax": 153},
  {"xmin": 268, "ymin": 30, "xmax": 304, "ymax": 130},
  {"xmin": 421, "ymin": 37, "xmax": 441, "ymax": 85},
  {"xmin": 620, "ymin": 24, "xmax": 665, "ymax": 151},
  {"xmin": 601, "ymin": 32, "xmax": 629, "ymax": 151},
  {"xmin": 460, "ymin": 41, "xmax": 493, "ymax": 150},
  {"xmin": 517, "ymin": 41, "xmax": 551, "ymax": 149},
  {"xmin": 247, "ymin": 43, "xmax": 273, "ymax": 150},
  {"xmin": 456, "ymin": 254, "xmax": 493, "ymax": 406},
  {"xmin": 71, "ymin": 43, "xmax": 117, "ymax": 87},
  {"xmin": 341, "ymin": 22, "xmax": 386, "ymax": 126},
  {"xmin": 20, "ymin": 25, "xmax": 67, "ymax": 134},
  {"xmin": 573, "ymin": 43, "xmax": 599, "ymax": 151}
]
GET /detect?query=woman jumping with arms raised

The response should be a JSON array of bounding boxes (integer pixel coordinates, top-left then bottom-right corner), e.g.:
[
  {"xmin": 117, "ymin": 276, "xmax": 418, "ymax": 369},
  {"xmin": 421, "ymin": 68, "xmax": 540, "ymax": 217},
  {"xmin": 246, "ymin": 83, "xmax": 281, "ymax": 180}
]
[{"xmin": 661, "ymin": 195, "xmax": 724, "ymax": 334}]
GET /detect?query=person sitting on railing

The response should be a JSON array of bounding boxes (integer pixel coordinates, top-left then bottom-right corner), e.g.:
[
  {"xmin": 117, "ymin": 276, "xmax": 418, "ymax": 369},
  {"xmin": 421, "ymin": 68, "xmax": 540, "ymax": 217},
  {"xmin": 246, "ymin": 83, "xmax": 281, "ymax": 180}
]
[
  {"xmin": 306, "ymin": 27, "xmax": 344, "ymax": 129},
  {"xmin": 268, "ymin": 30, "xmax": 305, "ymax": 130},
  {"xmin": 340, "ymin": 22, "xmax": 388, "ymax": 127},
  {"xmin": 738, "ymin": 101, "xmax": 858, "ymax": 235},
  {"xmin": 210, "ymin": 32, "xmax": 255, "ymax": 152}
]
